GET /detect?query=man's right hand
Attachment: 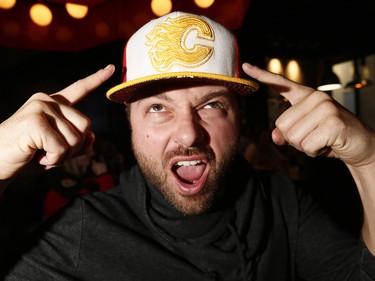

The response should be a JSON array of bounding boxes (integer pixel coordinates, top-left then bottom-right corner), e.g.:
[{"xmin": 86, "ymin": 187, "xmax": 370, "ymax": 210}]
[{"xmin": 0, "ymin": 64, "xmax": 115, "ymax": 187}]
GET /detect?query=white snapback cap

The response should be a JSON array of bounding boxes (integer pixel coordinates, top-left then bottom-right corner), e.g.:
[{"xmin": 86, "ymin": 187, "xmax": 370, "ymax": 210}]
[{"xmin": 106, "ymin": 11, "xmax": 259, "ymax": 103}]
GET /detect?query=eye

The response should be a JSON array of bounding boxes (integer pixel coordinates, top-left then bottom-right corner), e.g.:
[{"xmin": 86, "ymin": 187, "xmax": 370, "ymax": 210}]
[
  {"xmin": 203, "ymin": 101, "xmax": 224, "ymax": 109},
  {"xmin": 149, "ymin": 104, "xmax": 165, "ymax": 113}
]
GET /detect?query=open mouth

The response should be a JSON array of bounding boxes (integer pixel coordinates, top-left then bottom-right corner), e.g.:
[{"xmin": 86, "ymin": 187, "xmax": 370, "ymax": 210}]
[{"xmin": 171, "ymin": 157, "xmax": 209, "ymax": 195}]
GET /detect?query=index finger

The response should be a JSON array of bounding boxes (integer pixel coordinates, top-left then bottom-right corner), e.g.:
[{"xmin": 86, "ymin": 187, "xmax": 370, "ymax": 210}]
[
  {"xmin": 51, "ymin": 64, "xmax": 115, "ymax": 106},
  {"xmin": 242, "ymin": 62, "xmax": 315, "ymax": 105}
]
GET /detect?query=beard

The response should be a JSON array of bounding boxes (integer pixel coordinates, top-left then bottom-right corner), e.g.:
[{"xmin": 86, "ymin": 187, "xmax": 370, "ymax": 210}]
[{"xmin": 132, "ymin": 138, "xmax": 239, "ymax": 216}]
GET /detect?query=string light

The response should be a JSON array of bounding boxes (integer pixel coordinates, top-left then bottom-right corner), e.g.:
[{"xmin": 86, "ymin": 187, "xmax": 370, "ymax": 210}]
[
  {"xmin": 0, "ymin": 0, "xmax": 16, "ymax": 9},
  {"xmin": 29, "ymin": 3, "xmax": 53, "ymax": 27},
  {"xmin": 151, "ymin": 0, "xmax": 172, "ymax": 16},
  {"xmin": 65, "ymin": 3, "xmax": 88, "ymax": 19},
  {"xmin": 194, "ymin": 0, "xmax": 215, "ymax": 8}
]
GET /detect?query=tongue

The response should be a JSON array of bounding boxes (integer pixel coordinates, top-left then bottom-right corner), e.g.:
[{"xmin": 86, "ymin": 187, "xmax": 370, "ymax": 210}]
[{"xmin": 175, "ymin": 164, "xmax": 205, "ymax": 183}]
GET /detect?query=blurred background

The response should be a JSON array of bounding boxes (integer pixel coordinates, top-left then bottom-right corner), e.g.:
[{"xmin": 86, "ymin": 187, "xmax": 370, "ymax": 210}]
[{"xmin": 0, "ymin": 0, "xmax": 372, "ymax": 238}]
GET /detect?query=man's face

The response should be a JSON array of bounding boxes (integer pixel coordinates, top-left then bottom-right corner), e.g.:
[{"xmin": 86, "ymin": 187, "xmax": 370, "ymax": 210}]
[{"xmin": 129, "ymin": 83, "xmax": 241, "ymax": 215}]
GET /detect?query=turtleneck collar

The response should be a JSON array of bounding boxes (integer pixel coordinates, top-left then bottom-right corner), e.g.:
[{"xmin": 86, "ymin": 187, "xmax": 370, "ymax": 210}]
[
  {"xmin": 119, "ymin": 154, "xmax": 267, "ymax": 280},
  {"xmin": 148, "ymin": 180, "xmax": 234, "ymax": 241}
]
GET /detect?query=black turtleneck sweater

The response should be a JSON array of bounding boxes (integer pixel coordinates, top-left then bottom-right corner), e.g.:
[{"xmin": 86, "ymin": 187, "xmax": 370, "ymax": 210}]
[{"xmin": 4, "ymin": 155, "xmax": 375, "ymax": 280}]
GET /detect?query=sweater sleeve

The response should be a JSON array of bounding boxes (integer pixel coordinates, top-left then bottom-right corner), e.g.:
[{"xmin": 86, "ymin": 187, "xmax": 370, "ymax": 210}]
[
  {"xmin": 3, "ymin": 199, "xmax": 85, "ymax": 280},
  {"xmin": 294, "ymin": 184, "xmax": 375, "ymax": 280}
]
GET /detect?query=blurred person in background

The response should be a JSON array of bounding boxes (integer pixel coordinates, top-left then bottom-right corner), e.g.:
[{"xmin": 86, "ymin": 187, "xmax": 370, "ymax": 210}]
[
  {"xmin": 43, "ymin": 149, "xmax": 116, "ymax": 220},
  {"xmin": 243, "ymin": 126, "xmax": 288, "ymax": 173}
]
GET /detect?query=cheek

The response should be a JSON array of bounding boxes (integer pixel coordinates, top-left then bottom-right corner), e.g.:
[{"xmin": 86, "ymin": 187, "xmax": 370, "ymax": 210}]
[
  {"xmin": 131, "ymin": 125, "xmax": 169, "ymax": 155},
  {"xmin": 208, "ymin": 118, "xmax": 240, "ymax": 150}
]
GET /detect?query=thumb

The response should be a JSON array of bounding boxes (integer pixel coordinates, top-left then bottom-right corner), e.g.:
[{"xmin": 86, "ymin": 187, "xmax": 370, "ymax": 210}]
[{"xmin": 271, "ymin": 127, "xmax": 287, "ymax": 146}]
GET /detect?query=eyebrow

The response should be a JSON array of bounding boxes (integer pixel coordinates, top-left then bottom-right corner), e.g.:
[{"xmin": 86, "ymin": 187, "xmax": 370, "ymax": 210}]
[{"xmin": 198, "ymin": 90, "xmax": 233, "ymax": 104}]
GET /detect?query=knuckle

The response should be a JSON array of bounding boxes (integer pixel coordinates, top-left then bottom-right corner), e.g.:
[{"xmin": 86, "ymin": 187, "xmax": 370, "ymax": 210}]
[
  {"xmin": 28, "ymin": 99, "xmax": 48, "ymax": 112},
  {"xmin": 274, "ymin": 118, "xmax": 287, "ymax": 133},
  {"xmin": 318, "ymin": 99, "xmax": 336, "ymax": 112},
  {"xmin": 286, "ymin": 131, "xmax": 298, "ymax": 144},
  {"xmin": 29, "ymin": 92, "xmax": 50, "ymax": 102},
  {"xmin": 27, "ymin": 111, "xmax": 48, "ymax": 126},
  {"xmin": 69, "ymin": 133, "xmax": 81, "ymax": 147},
  {"xmin": 76, "ymin": 115, "xmax": 91, "ymax": 132}
]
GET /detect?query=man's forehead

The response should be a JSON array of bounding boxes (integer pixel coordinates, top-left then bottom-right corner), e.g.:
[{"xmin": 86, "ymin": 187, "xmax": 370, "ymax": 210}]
[
  {"xmin": 127, "ymin": 81, "xmax": 233, "ymax": 104},
  {"xmin": 136, "ymin": 85, "xmax": 234, "ymax": 104}
]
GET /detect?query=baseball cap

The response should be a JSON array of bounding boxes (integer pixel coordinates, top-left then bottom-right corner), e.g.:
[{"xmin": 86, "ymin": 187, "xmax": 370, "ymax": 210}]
[{"xmin": 106, "ymin": 11, "xmax": 259, "ymax": 104}]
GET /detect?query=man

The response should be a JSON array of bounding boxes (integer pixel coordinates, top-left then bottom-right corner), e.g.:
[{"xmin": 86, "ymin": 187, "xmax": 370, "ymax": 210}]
[{"xmin": 1, "ymin": 11, "xmax": 375, "ymax": 280}]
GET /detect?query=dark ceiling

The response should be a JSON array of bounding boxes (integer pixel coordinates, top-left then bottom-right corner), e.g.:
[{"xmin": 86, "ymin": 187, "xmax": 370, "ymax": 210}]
[
  {"xmin": 240, "ymin": 0, "xmax": 375, "ymax": 63},
  {"xmin": 1, "ymin": 0, "xmax": 374, "ymax": 69}
]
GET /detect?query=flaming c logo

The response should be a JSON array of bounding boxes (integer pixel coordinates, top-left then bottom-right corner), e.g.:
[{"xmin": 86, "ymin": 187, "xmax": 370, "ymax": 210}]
[{"xmin": 145, "ymin": 15, "xmax": 214, "ymax": 72}]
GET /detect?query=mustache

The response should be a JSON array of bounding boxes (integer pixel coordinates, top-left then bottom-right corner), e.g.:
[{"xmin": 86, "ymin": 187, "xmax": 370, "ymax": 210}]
[{"xmin": 164, "ymin": 146, "xmax": 215, "ymax": 162}]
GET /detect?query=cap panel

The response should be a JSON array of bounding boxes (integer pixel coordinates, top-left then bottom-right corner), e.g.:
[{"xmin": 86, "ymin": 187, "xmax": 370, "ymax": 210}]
[{"xmin": 107, "ymin": 11, "xmax": 259, "ymax": 103}]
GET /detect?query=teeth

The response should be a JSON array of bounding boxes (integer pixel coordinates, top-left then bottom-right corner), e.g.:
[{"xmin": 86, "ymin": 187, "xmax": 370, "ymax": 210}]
[{"xmin": 176, "ymin": 160, "xmax": 201, "ymax": 166}]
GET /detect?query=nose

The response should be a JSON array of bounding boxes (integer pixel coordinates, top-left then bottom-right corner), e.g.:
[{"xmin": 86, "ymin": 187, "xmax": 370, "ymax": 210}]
[{"xmin": 172, "ymin": 113, "xmax": 206, "ymax": 148}]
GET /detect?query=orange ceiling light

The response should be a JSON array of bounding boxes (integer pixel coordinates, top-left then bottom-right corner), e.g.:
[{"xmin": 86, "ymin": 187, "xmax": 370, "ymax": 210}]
[
  {"xmin": 44, "ymin": 0, "xmax": 107, "ymax": 5},
  {"xmin": 0, "ymin": 0, "xmax": 16, "ymax": 9},
  {"xmin": 194, "ymin": 0, "xmax": 215, "ymax": 8},
  {"xmin": 65, "ymin": 3, "xmax": 88, "ymax": 19},
  {"xmin": 151, "ymin": 0, "xmax": 172, "ymax": 16},
  {"xmin": 0, "ymin": 0, "xmax": 252, "ymax": 52},
  {"xmin": 29, "ymin": 3, "xmax": 53, "ymax": 27}
]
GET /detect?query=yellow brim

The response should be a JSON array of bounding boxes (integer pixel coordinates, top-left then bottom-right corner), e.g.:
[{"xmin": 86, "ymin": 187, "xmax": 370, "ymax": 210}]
[{"xmin": 106, "ymin": 72, "xmax": 259, "ymax": 104}]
